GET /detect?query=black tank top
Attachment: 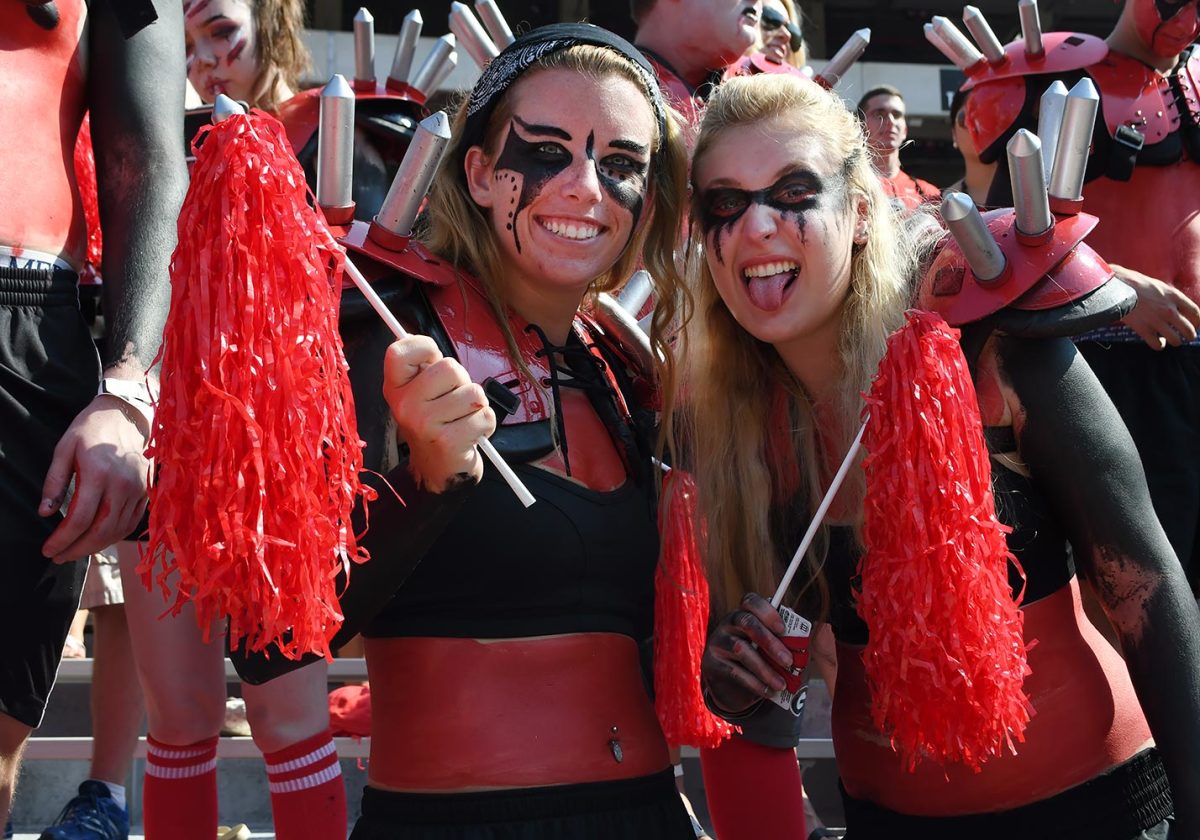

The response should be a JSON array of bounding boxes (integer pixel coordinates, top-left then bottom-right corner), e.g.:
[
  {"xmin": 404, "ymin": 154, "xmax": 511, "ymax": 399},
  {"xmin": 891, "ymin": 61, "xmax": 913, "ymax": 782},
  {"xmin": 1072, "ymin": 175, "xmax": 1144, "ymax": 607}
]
[
  {"xmin": 826, "ymin": 429, "xmax": 1075, "ymax": 645},
  {"xmin": 364, "ymin": 458, "xmax": 659, "ymax": 640}
]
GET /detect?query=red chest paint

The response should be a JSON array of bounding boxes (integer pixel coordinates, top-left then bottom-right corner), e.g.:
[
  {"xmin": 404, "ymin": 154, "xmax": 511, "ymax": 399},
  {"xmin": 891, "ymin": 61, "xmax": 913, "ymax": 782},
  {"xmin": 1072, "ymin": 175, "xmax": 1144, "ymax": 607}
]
[{"xmin": 0, "ymin": 0, "xmax": 88, "ymax": 266}]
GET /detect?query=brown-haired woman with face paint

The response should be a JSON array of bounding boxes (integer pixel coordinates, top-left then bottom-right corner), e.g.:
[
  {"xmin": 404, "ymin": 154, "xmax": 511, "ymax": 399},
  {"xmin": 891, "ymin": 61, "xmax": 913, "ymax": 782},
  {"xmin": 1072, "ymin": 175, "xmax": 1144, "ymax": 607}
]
[
  {"xmin": 687, "ymin": 74, "xmax": 1200, "ymax": 839},
  {"xmin": 330, "ymin": 23, "xmax": 698, "ymax": 840}
]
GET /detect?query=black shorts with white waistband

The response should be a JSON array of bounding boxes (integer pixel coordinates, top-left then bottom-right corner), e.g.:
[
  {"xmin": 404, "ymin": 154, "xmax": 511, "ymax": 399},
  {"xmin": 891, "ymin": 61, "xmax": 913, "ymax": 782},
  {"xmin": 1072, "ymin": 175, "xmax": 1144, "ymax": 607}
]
[{"xmin": 0, "ymin": 264, "xmax": 100, "ymax": 728}]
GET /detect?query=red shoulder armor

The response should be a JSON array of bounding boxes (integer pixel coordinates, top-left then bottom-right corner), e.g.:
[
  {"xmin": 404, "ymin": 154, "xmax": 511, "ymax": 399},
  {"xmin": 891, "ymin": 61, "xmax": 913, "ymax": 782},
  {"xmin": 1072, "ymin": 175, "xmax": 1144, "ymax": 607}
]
[
  {"xmin": 961, "ymin": 32, "xmax": 1108, "ymax": 90},
  {"xmin": 962, "ymin": 33, "xmax": 1108, "ymax": 156},
  {"xmin": 1086, "ymin": 50, "xmax": 1181, "ymax": 146},
  {"xmin": 339, "ymin": 220, "xmax": 456, "ymax": 288},
  {"xmin": 722, "ymin": 54, "xmax": 814, "ymax": 83},
  {"xmin": 918, "ymin": 208, "xmax": 1110, "ymax": 326}
]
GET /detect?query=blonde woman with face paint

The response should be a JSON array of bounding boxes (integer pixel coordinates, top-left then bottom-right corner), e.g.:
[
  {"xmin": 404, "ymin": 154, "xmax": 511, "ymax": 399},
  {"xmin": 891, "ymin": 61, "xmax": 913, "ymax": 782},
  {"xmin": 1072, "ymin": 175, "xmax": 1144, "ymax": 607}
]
[{"xmin": 688, "ymin": 74, "xmax": 1200, "ymax": 840}]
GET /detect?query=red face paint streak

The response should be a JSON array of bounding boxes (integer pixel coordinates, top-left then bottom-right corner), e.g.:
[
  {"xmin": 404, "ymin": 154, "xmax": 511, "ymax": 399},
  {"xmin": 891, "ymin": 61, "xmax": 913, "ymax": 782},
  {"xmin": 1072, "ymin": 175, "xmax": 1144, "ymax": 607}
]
[
  {"xmin": 185, "ymin": 0, "xmax": 212, "ymax": 20},
  {"xmin": 225, "ymin": 37, "xmax": 247, "ymax": 65}
]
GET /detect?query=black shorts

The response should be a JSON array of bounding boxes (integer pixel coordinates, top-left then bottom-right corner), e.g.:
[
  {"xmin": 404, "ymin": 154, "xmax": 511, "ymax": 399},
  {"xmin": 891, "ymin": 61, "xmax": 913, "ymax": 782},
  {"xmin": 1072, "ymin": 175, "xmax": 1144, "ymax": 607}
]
[
  {"xmin": 0, "ymin": 265, "xmax": 99, "ymax": 728},
  {"xmin": 349, "ymin": 770, "xmax": 695, "ymax": 839},
  {"xmin": 840, "ymin": 748, "xmax": 1172, "ymax": 840},
  {"xmin": 1077, "ymin": 340, "xmax": 1200, "ymax": 594}
]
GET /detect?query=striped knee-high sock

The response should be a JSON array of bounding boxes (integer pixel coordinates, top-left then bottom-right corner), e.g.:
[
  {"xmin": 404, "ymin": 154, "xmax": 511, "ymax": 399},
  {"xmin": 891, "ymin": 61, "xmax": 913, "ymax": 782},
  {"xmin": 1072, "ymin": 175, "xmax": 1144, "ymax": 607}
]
[
  {"xmin": 263, "ymin": 729, "xmax": 346, "ymax": 840},
  {"xmin": 143, "ymin": 735, "xmax": 219, "ymax": 840}
]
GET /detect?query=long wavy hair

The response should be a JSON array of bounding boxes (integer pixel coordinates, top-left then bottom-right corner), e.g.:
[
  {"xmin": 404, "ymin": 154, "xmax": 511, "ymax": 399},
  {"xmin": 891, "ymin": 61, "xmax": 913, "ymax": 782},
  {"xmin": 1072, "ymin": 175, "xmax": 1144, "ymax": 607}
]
[
  {"xmin": 421, "ymin": 45, "xmax": 691, "ymax": 459},
  {"xmin": 681, "ymin": 75, "xmax": 920, "ymax": 617},
  {"xmin": 249, "ymin": 0, "xmax": 310, "ymax": 112}
]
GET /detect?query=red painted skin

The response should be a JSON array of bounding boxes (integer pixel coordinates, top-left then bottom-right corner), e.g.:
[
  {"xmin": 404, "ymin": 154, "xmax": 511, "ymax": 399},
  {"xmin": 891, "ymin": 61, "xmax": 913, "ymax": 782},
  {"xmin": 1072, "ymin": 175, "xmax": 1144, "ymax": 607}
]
[
  {"xmin": 0, "ymin": 0, "xmax": 88, "ymax": 268},
  {"xmin": 365, "ymin": 635, "xmax": 671, "ymax": 791},
  {"xmin": 1081, "ymin": 48, "xmax": 1200, "ymax": 305},
  {"xmin": 876, "ymin": 169, "xmax": 940, "ymax": 211},
  {"xmin": 1085, "ymin": 165, "xmax": 1200, "ymax": 304},
  {"xmin": 835, "ymin": 578, "xmax": 1152, "ymax": 815}
]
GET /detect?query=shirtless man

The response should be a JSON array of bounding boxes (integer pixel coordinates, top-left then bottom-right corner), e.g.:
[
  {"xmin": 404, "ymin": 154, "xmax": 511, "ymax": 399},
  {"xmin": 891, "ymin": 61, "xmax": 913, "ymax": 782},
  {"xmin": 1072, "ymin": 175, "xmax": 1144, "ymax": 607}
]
[{"xmin": 0, "ymin": 0, "xmax": 185, "ymax": 822}]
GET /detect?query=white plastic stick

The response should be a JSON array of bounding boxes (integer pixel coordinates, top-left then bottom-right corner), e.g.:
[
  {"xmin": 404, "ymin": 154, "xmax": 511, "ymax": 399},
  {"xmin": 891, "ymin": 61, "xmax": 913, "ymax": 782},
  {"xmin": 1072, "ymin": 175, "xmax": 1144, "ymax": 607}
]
[
  {"xmin": 771, "ymin": 420, "xmax": 867, "ymax": 608},
  {"xmin": 342, "ymin": 256, "xmax": 536, "ymax": 508}
]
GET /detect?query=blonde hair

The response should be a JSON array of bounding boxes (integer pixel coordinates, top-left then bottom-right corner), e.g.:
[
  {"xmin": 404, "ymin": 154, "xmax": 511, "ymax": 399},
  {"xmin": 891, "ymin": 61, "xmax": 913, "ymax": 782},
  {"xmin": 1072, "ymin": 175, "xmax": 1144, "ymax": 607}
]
[
  {"xmin": 421, "ymin": 44, "xmax": 691, "ymax": 459},
  {"xmin": 681, "ymin": 75, "xmax": 917, "ymax": 617},
  {"xmin": 250, "ymin": 0, "xmax": 310, "ymax": 112}
]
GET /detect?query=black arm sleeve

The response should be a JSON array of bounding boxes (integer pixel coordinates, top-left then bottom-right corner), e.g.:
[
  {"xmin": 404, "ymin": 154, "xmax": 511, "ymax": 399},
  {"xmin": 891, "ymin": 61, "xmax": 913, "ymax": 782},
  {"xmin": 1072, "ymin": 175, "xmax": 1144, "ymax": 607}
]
[
  {"xmin": 996, "ymin": 335, "xmax": 1200, "ymax": 834},
  {"xmin": 88, "ymin": 0, "xmax": 188, "ymax": 374}
]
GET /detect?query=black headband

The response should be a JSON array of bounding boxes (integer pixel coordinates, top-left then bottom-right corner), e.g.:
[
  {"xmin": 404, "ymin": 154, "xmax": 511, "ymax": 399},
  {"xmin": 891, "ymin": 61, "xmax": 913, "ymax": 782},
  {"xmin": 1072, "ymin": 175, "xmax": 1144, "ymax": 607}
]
[{"xmin": 459, "ymin": 23, "xmax": 668, "ymax": 162}]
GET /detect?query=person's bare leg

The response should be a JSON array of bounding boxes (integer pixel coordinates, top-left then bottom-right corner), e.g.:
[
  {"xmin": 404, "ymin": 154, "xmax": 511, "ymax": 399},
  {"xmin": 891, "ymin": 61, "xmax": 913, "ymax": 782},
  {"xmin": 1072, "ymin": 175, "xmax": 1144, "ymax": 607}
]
[
  {"xmin": 89, "ymin": 604, "xmax": 145, "ymax": 785},
  {"xmin": 0, "ymin": 712, "xmax": 31, "ymax": 825}
]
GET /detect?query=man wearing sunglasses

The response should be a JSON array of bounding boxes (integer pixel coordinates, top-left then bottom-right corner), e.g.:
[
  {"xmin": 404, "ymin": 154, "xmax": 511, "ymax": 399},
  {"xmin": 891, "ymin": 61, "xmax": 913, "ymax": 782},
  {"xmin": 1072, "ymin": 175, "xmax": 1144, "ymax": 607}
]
[
  {"xmin": 857, "ymin": 85, "xmax": 940, "ymax": 211},
  {"xmin": 632, "ymin": 0, "xmax": 763, "ymax": 125}
]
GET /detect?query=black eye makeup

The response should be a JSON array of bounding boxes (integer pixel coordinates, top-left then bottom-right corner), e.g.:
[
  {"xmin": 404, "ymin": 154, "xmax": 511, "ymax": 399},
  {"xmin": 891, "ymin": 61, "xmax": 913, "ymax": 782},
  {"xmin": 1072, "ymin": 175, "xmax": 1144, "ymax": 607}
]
[
  {"xmin": 586, "ymin": 131, "xmax": 649, "ymax": 234},
  {"xmin": 697, "ymin": 169, "xmax": 831, "ymax": 263},
  {"xmin": 493, "ymin": 116, "xmax": 576, "ymax": 253}
]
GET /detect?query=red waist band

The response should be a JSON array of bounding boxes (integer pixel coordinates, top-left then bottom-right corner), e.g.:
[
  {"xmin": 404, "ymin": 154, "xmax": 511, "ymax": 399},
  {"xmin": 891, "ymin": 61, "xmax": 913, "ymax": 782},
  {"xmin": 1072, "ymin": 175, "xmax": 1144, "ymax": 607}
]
[{"xmin": 364, "ymin": 633, "xmax": 671, "ymax": 791}]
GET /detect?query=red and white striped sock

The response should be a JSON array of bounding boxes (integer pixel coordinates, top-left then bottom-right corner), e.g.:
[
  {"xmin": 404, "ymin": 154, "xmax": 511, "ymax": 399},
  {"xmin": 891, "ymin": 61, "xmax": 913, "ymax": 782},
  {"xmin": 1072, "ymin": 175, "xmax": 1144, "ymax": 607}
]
[
  {"xmin": 263, "ymin": 729, "xmax": 346, "ymax": 840},
  {"xmin": 143, "ymin": 735, "xmax": 218, "ymax": 840}
]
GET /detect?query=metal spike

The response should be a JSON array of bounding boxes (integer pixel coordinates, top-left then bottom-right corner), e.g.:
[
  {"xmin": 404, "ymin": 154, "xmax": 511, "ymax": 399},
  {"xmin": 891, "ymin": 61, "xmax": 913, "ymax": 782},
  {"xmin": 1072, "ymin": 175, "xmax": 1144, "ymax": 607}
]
[
  {"xmin": 448, "ymin": 2, "xmax": 499, "ymax": 70},
  {"xmin": 212, "ymin": 93, "xmax": 245, "ymax": 122},
  {"xmin": 375, "ymin": 111, "xmax": 453, "ymax": 238},
  {"xmin": 617, "ymin": 270, "xmax": 654, "ymax": 316},
  {"xmin": 923, "ymin": 22, "xmax": 952, "ymax": 58},
  {"xmin": 317, "ymin": 74, "xmax": 355, "ymax": 211},
  {"xmin": 1019, "ymin": 0, "xmax": 1044, "ymax": 58},
  {"xmin": 474, "ymin": 0, "xmax": 515, "ymax": 48},
  {"xmin": 425, "ymin": 49, "xmax": 459, "ymax": 94},
  {"xmin": 1038, "ymin": 81, "xmax": 1069, "ymax": 181},
  {"xmin": 942, "ymin": 191, "xmax": 1007, "ymax": 282},
  {"xmin": 818, "ymin": 28, "xmax": 870, "ymax": 87},
  {"xmin": 1008, "ymin": 130, "xmax": 1052, "ymax": 237},
  {"xmin": 353, "ymin": 8, "xmax": 375, "ymax": 86},
  {"xmin": 962, "ymin": 6, "xmax": 1006, "ymax": 65},
  {"xmin": 1048, "ymin": 78, "xmax": 1099, "ymax": 203},
  {"xmin": 389, "ymin": 9, "xmax": 423, "ymax": 86},
  {"xmin": 929, "ymin": 16, "xmax": 985, "ymax": 71},
  {"xmin": 410, "ymin": 34, "xmax": 457, "ymax": 94}
]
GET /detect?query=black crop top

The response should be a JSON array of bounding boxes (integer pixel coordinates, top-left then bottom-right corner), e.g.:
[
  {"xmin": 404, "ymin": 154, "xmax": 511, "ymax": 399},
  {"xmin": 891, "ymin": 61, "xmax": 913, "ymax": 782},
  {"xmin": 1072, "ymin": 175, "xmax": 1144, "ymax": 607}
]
[
  {"xmin": 826, "ymin": 431, "xmax": 1075, "ymax": 646},
  {"xmin": 364, "ymin": 277, "xmax": 662, "ymax": 642},
  {"xmin": 364, "ymin": 458, "xmax": 659, "ymax": 641}
]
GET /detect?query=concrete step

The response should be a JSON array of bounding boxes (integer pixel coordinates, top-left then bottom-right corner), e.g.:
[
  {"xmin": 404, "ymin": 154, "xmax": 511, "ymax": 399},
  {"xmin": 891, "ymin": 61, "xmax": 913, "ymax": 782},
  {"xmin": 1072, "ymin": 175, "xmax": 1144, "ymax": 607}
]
[{"xmin": 9, "ymin": 755, "xmax": 367, "ymax": 836}]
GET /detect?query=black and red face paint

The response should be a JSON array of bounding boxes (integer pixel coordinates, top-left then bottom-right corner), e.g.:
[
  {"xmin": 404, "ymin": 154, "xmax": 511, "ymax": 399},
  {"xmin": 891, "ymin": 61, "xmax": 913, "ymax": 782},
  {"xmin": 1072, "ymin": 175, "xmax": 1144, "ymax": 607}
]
[
  {"xmin": 492, "ymin": 116, "xmax": 649, "ymax": 253},
  {"xmin": 697, "ymin": 169, "xmax": 839, "ymax": 264}
]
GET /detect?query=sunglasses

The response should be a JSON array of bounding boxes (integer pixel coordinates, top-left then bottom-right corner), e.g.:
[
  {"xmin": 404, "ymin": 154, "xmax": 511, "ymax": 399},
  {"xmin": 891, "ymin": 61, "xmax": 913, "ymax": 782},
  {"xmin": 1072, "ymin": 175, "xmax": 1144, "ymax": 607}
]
[{"xmin": 761, "ymin": 7, "xmax": 804, "ymax": 53}]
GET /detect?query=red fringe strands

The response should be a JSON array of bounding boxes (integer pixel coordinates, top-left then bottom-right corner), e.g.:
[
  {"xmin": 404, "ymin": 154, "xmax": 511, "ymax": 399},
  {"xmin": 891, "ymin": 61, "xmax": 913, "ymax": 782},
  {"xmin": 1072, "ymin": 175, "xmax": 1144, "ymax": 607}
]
[
  {"xmin": 857, "ymin": 310, "xmax": 1032, "ymax": 772},
  {"xmin": 655, "ymin": 470, "xmax": 734, "ymax": 749},
  {"xmin": 142, "ymin": 110, "xmax": 373, "ymax": 660},
  {"xmin": 73, "ymin": 115, "xmax": 102, "ymax": 281}
]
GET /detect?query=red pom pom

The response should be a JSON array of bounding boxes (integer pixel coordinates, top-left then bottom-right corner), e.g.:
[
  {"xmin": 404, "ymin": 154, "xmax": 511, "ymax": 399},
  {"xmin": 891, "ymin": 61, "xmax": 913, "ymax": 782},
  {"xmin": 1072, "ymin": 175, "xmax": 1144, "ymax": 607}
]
[
  {"xmin": 142, "ymin": 111, "xmax": 374, "ymax": 660},
  {"xmin": 655, "ymin": 469, "xmax": 734, "ymax": 749},
  {"xmin": 73, "ymin": 115, "xmax": 102, "ymax": 278},
  {"xmin": 857, "ymin": 310, "xmax": 1032, "ymax": 772}
]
